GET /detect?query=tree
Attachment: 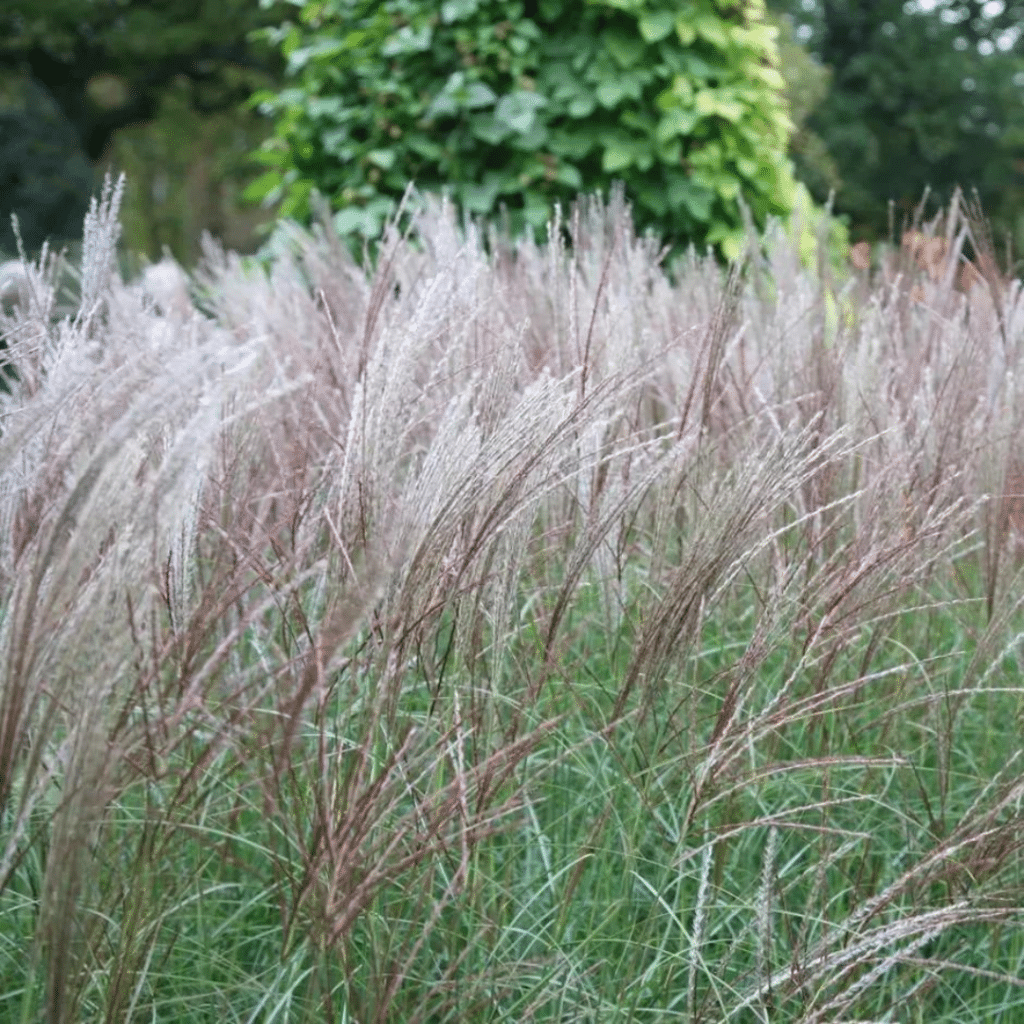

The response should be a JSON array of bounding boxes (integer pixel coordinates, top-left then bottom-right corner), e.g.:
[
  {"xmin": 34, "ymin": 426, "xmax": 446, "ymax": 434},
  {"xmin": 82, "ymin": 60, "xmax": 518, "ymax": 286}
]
[
  {"xmin": 0, "ymin": 0, "xmax": 284, "ymax": 256},
  {"xmin": 0, "ymin": 72, "xmax": 95, "ymax": 254},
  {"xmin": 768, "ymin": 11, "xmax": 840, "ymax": 204},
  {"xmin": 248, "ymin": 0, "xmax": 800, "ymax": 261},
  {"xmin": 767, "ymin": 0, "xmax": 1024, "ymax": 247},
  {"xmin": 0, "ymin": 0, "xmax": 282, "ymax": 161}
]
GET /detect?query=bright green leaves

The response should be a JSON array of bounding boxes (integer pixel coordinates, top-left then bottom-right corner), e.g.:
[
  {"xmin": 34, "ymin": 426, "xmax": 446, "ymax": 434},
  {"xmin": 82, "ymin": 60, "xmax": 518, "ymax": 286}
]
[
  {"xmin": 366, "ymin": 148, "xmax": 397, "ymax": 170},
  {"xmin": 666, "ymin": 173, "xmax": 714, "ymax": 221},
  {"xmin": 674, "ymin": 17, "xmax": 696, "ymax": 47},
  {"xmin": 637, "ymin": 10, "xmax": 673, "ymax": 43},
  {"xmin": 601, "ymin": 130, "xmax": 654, "ymax": 173},
  {"xmin": 656, "ymin": 107, "xmax": 699, "ymax": 144},
  {"xmin": 603, "ymin": 29, "xmax": 645, "ymax": 69},
  {"xmin": 242, "ymin": 169, "xmax": 285, "ymax": 205},
  {"xmin": 539, "ymin": 55, "xmax": 598, "ymax": 118},
  {"xmin": 494, "ymin": 89, "xmax": 546, "ymax": 135},
  {"xmin": 587, "ymin": 0, "xmax": 643, "ymax": 13},
  {"xmin": 694, "ymin": 89, "xmax": 744, "ymax": 124},
  {"xmin": 285, "ymin": 35, "xmax": 347, "ymax": 73},
  {"xmin": 595, "ymin": 74, "xmax": 644, "ymax": 109},
  {"xmin": 249, "ymin": 0, "xmax": 799, "ymax": 260},
  {"xmin": 426, "ymin": 72, "xmax": 498, "ymax": 119},
  {"xmin": 458, "ymin": 173, "xmax": 503, "ymax": 213},
  {"xmin": 686, "ymin": 11, "xmax": 730, "ymax": 50},
  {"xmin": 380, "ymin": 22, "xmax": 432, "ymax": 56},
  {"xmin": 440, "ymin": 0, "xmax": 482, "ymax": 23}
]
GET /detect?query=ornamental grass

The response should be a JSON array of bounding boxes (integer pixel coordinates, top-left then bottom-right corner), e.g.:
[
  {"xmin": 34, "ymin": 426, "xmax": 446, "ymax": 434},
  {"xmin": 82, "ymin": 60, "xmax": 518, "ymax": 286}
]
[{"xmin": 1, "ymin": 178, "xmax": 1024, "ymax": 1022}]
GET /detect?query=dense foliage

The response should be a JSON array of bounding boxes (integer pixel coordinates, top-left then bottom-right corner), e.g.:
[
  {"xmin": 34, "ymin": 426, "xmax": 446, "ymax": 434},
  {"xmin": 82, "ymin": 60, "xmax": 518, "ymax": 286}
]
[
  {"xmin": 768, "ymin": 8, "xmax": 839, "ymax": 204},
  {"xmin": 0, "ymin": 0, "xmax": 281, "ymax": 160},
  {"xmin": 770, "ymin": 0, "xmax": 1024, "ymax": 246},
  {"xmin": 0, "ymin": 73, "xmax": 94, "ymax": 254},
  {"xmin": 0, "ymin": 0, "xmax": 282, "ymax": 257},
  {"xmin": 249, "ymin": 0, "xmax": 800, "ymax": 259}
]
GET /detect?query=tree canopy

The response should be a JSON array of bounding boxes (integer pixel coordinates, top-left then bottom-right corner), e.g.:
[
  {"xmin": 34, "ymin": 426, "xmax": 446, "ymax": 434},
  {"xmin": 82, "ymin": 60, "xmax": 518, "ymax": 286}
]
[
  {"xmin": 769, "ymin": 0, "xmax": 1024, "ymax": 247},
  {"xmin": 0, "ymin": 0, "xmax": 281, "ymax": 161},
  {"xmin": 0, "ymin": 0, "xmax": 282, "ymax": 256}
]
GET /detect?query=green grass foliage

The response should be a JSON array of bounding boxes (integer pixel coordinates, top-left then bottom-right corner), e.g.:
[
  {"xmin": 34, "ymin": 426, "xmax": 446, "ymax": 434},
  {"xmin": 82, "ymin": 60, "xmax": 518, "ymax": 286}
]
[{"xmin": 1, "ymin": 180, "xmax": 1024, "ymax": 1021}]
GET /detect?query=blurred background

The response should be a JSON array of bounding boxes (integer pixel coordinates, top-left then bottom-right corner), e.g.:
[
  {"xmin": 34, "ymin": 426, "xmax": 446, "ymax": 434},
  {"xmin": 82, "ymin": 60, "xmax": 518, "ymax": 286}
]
[{"xmin": 1, "ymin": 0, "xmax": 1022, "ymax": 270}]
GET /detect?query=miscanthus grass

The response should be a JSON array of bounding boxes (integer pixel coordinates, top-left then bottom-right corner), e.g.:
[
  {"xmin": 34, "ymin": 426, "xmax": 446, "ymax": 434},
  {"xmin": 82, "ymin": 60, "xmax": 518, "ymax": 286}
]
[{"xmin": 1, "ymin": 177, "xmax": 1024, "ymax": 1022}]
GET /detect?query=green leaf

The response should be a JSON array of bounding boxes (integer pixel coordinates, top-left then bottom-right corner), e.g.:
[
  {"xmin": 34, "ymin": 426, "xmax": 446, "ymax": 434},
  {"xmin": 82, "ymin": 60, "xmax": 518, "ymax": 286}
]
[
  {"xmin": 321, "ymin": 129, "xmax": 355, "ymax": 160},
  {"xmin": 554, "ymin": 161, "xmax": 583, "ymax": 188},
  {"xmin": 693, "ymin": 13, "xmax": 730, "ymax": 50},
  {"xmin": 381, "ymin": 23, "xmax": 432, "ymax": 57},
  {"xmin": 509, "ymin": 33, "xmax": 533, "ymax": 55},
  {"xmin": 634, "ymin": 181, "xmax": 668, "ymax": 217},
  {"xmin": 241, "ymin": 170, "xmax": 282, "ymax": 203},
  {"xmin": 458, "ymin": 177, "xmax": 502, "ymax": 213},
  {"xmin": 306, "ymin": 96, "xmax": 348, "ymax": 120},
  {"xmin": 656, "ymin": 138, "xmax": 682, "ymax": 164},
  {"xmin": 693, "ymin": 167, "xmax": 741, "ymax": 200},
  {"xmin": 596, "ymin": 70, "xmax": 645, "ymax": 108},
  {"xmin": 666, "ymin": 175, "xmax": 714, "ymax": 220},
  {"xmin": 747, "ymin": 63, "xmax": 786, "ymax": 91},
  {"xmin": 587, "ymin": 0, "xmax": 642, "ymax": 13},
  {"xmin": 596, "ymin": 79, "xmax": 628, "ymax": 108},
  {"xmin": 602, "ymin": 141, "xmax": 635, "ymax": 173},
  {"xmin": 548, "ymin": 129, "xmax": 597, "ymax": 159},
  {"xmin": 405, "ymin": 133, "xmax": 444, "ymax": 160},
  {"xmin": 694, "ymin": 90, "xmax": 745, "ymax": 123},
  {"xmin": 465, "ymin": 81, "xmax": 498, "ymax": 109},
  {"xmin": 567, "ymin": 94, "xmax": 597, "ymax": 118},
  {"xmin": 656, "ymin": 108, "xmax": 700, "ymax": 144},
  {"xmin": 332, "ymin": 206, "xmax": 365, "ymax": 234},
  {"xmin": 742, "ymin": 21, "xmax": 778, "ymax": 59},
  {"xmin": 638, "ymin": 11, "xmax": 675, "ymax": 43},
  {"xmin": 495, "ymin": 90, "xmax": 547, "ymax": 135},
  {"xmin": 469, "ymin": 113, "xmax": 511, "ymax": 145},
  {"xmin": 657, "ymin": 75, "xmax": 695, "ymax": 110},
  {"xmin": 427, "ymin": 72, "xmax": 495, "ymax": 118},
  {"xmin": 507, "ymin": 122, "xmax": 549, "ymax": 151},
  {"xmin": 522, "ymin": 194, "xmax": 553, "ymax": 229},
  {"xmin": 634, "ymin": 148, "xmax": 655, "ymax": 172},
  {"xmin": 720, "ymin": 232, "xmax": 744, "ymax": 262},
  {"xmin": 539, "ymin": 59, "xmax": 578, "ymax": 95},
  {"xmin": 735, "ymin": 155, "xmax": 757, "ymax": 179},
  {"xmin": 288, "ymin": 42, "xmax": 338, "ymax": 73},
  {"xmin": 366, "ymin": 148, "xmax": 396, "ymax": 170},
  {"xmin": 426, "ymin": 93, "xmax": 458, "ymax": 119},
  {"xmin": 675, "ymin": 17, "xmax": 696, "ymax": 47},
  {"xmin": 441, "ymin": 0, "xmax": 481, "ymax": 23},
  {"xmin": 681, "ymin": 53, "xmax": 715, "ymax": 80},
  {"xmin": 604, "ymin": 31, "xmax": 645, "ymax": 69},
  {"xmin": 333, "ymin": 195, "xmax": 395, "ymax": 237},
  {"xmin": 619, "ymin": 109, "xmax": 656, "ymax": 135},
  {"xmin": 706, "ymin": 221, "xmax": 745, "ymax": 262},
  {"xmin": 688, "ymin": 140, "xmax": 723, "ymax": 169},
  {"xmin": 280, "ymin": 24, "xmax": 302, "ymax": 59},
  {"xmin": 281, "ymin": 178, "xmax": 314, "ymax": 218},
  {"xmin": 250, "ymin": 144, "xmax": 290, "ymax": 168}
]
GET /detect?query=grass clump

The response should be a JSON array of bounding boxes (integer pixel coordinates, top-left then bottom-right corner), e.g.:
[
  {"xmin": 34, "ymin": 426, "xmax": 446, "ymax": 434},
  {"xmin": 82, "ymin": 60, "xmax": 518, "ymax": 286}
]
[{"xmin": 1, "ymin": 178, "xmax": 1024, "ymax": 1022}]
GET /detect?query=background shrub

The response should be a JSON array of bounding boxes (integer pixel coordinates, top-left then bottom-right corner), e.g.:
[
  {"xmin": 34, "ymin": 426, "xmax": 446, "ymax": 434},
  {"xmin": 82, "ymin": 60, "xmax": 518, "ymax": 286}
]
[
  {"xmin": 0, "ymin": 71, "xmax": 94, "ymax": 255},
  {"xmin": 248, "ymin": 0, "xmax": 800, "ymax": 260}
]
